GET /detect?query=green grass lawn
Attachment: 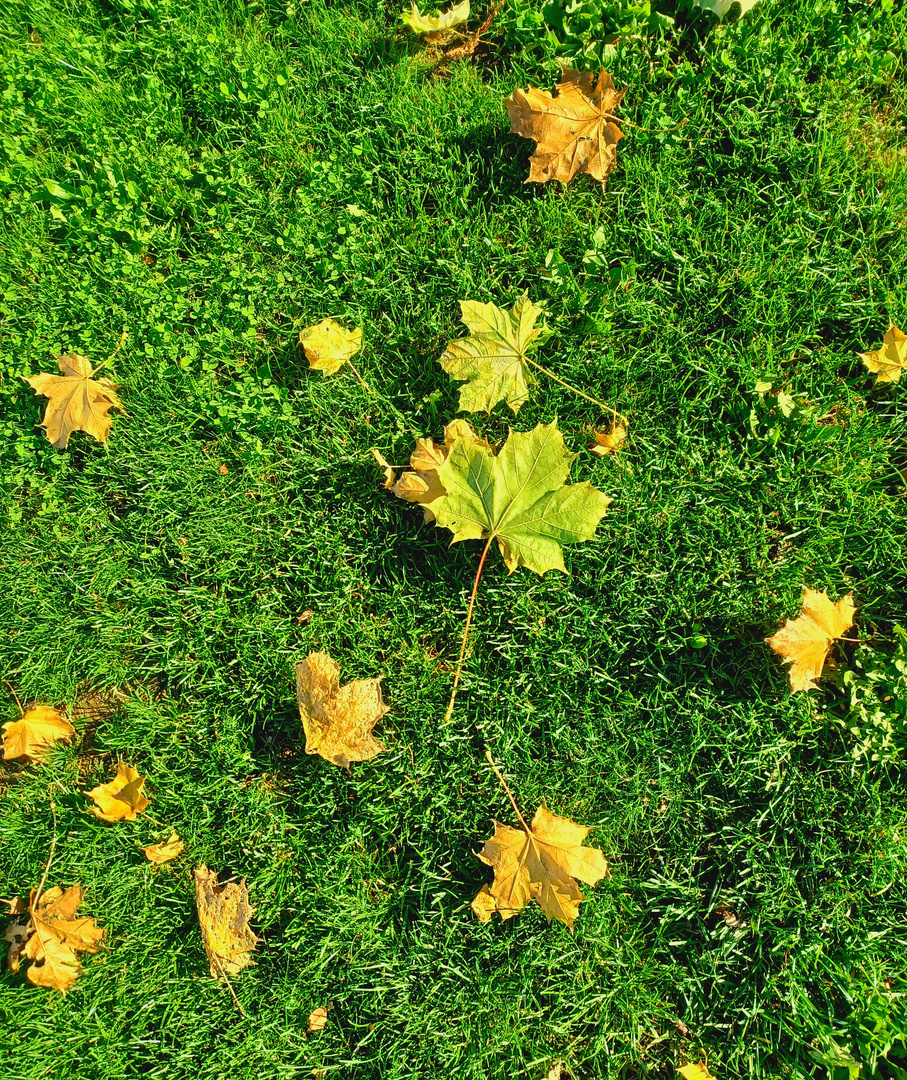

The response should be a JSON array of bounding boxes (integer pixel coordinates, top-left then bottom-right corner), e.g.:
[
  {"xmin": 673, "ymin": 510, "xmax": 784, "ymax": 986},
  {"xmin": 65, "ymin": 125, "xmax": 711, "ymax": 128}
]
[{"xmin": 1, "ymin": 0, "xmax": 907, "ymax": 1076}]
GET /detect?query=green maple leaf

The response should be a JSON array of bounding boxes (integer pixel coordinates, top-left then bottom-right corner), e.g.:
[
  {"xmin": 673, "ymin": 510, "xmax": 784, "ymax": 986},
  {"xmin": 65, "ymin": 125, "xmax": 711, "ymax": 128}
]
[
  {"xmin": 428, "ymin": 420, "xmax": 611, "ymax": 575},
  {"xmin": 439, "ymin": 293, "xmax": 545, "ymax": 415}
]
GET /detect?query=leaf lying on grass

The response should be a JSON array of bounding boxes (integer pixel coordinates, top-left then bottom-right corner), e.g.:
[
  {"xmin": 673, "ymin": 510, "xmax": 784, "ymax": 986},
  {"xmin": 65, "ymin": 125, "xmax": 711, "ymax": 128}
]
[
  {"xmin": 472, "ymin": 756, "xmax": 607, "ymax": 930},
  {"xmin": 308, "ymin": 1006, "xmax": 329, "ymax": 1032},
  {"xmin": 401, "ymin": 0, "xmax": 469, "ymax": 33},
  {"xmin": 299, "ymin": 318, "xmax": 362, "ymax": 376},
  {"xmin": 505, "ymin": 69, "xmax": 626, "ymax": 187},
  {"xmin": 590, "ymin": 423, "xmax": 627, "ymax": 456},
  {"xmin": 143, "ymin": 832, "xmax": 184, "ymax": 863},
  {"xmin": 23, "ymin": 353, "xmax": 123, "ymax": 449},
  {"xmin": 86, "ymin": 762, "xmax": 150, "ymax": 822},
  {"xmin": 194, "ymin": 867, "xmax": 258, "ymax": 978},
  {"xmin": 766, "ymin": 588, "xmax": 856, "ymax": 693},
  {"xmin": 296, "ymin": 652, "xmax": 388, "ymax": 768},
  {"xmin": 678, "ymin": 1064, "xmax": 717, "ymax": 1080},
  {"xmin": 4, "ymin": 885, "xmax": 104, "ymax": 994},
  {"xmin": 858, "ymin": 324, "xmax": 906, "ymax": 384},
  {"xmin": 2, "ymin": 705, "xmax": 75, "ymax": 763}
]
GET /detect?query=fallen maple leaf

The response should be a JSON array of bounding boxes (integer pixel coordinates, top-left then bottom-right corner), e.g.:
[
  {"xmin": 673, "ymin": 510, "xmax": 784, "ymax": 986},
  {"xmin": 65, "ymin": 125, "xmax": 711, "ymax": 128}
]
[
  {"xmin": 590, "ymin": 423, "xmax": 627, "ymax": 456},
  {"xmin": 308, "ymin": 1006, "xmax": 329, "ymax": 1032},
  {"xmin": 505, "ymin": 69, "xmax": 625, "ymax": 187},
  {"xmin": 401, "ymin": 0, "xmax": 469, "ymax": 32},
  {"xmin": 472, "ymin": 770, "xmax": 607, "ymax": 930},
  {"xmin": 859, "ymin": 324, "xmax": 907, "ymax": 384},
  {"xmin": 430, "ymin": 419, "xmax": 611, "ymax": 575},
  {"xmin": 370, "ymin": 448, "xmax": 396, "ymax": 489},
  {"xmin": 766, "ymin": 588, "xmax": 856, "ymax": 693},
  {"xmin": 23, "ymin": 353, "xmax": 124, "ymax": 449},
  {"xmin": 86, "ymin": 762, "xmax": 150, "ymax": 822},
  {"xmin": 143, "ymin": 831, "xmax": 184, "ymax": 864},
  {"xmin": 299, "ymin": 318, "xmax": 362, "ymax": 376},
  {"xmin": 4, "ymin": 884, "xmax": 104, "ymax": 994},
  {"xmin": 2, "ymin": 705, "xmax": 75, "ymax": 763},
  {"xmin": 678, "ymin": 1065, "xmax": 716, "ymax": 1080},
  {"xmin": 194, "ymin": 866, "xmax": 258, "ymax": 978},
  {"xmin": 439, "ymin": 294, "xmax": 545, "ymax": 414},
  {"xmin": 380, "ymin": 419, "xmax": 485, "ymax": 521},
  {"xmin": 295, "ymin": 652, "xmax": 388, "ymax": 768}
]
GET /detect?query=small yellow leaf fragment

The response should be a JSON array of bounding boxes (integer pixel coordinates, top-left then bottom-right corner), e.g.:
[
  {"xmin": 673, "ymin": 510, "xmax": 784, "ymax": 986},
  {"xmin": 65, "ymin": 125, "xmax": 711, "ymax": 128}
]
[
  {"xmin": 370, "ymin": 448, "xmax": 396, "ymax": 489},
  {"xmin": 590, "ymin": 423, "xmax": 627, "ymax": 456},
  {"xmin": 299, "ymin": 318, "xmax": 362, "ymax": 376},
  {"xmin": 859, "ymin": 324, "xmax": 907, "ymax": 384},
  {"xmin": 143, "ymin": 832, "xmax": 184, "ymax": 863},
  {"xmin": 387, "ymin": 420, "xmax": 485, "ymax": 523},
  {"xmin": 766, "ymin": 588, "xmax": 856, "ymax": 693},
  {"xmin": 401, "ymin": 0, "xmax": 469, "ymax": 33},
  {"xmin": 505, "ymin": 69, "xmax": 626, "ymax": 187},
  {"xmin": 307, "ymin": 1006, "xmax": 329, "ymax": 1033},
  {"xmin": 23, "ymin": 352, "xmax": 124, "ymax": 449},
  {"xmin": 474, "ymin": 803, "xmax": 608, "ymax": 929},
  {"xmin": 2, "ymin": 705, "xmax": 75, "ymax": 763},
  {"xmin": 194, "ymin": 866, "xmax": 258, "ymax": 978},
  {"xmin": 295, "ymin": 652, "xmax": 388, "ymax": 769},
  {"xmin": 678, "ymin": 1064, "xmax": 716, "ymax": 1080},
  {"xmin": 86, "ymin": 762, "xmax": 150, "ymax": 822}
]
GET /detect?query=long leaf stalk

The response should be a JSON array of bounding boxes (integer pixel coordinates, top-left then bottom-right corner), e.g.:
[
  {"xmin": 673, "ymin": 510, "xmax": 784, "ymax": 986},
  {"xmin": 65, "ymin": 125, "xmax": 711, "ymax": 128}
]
[{"xmin": 444, "ymin": 535, "xmax": 494, "ymax": 723}]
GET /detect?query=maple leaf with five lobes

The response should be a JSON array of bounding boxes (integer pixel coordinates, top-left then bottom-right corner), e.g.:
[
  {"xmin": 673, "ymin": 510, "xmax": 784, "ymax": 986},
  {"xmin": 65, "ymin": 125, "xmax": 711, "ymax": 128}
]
[
  {"xmin": 401, "ymin": 0, "xmax": 469, "ymax": 33},
  {"xmin": 86, "ymin": 762, "xmax": 150, "ymax": 822},
  {"xmin": 2, "ymin": 705, "xmax": 75, "ymax": 763},
  {"xmin": 296, "ymin": 651, "xmax": 388, "ymax": 768},
  {"xmin": 299, "ymin": 318, "xmax": 362, "ymax": 376},
  {"xmin": 429, "ymin": 420, "xmax": 612, "ymax": 576},
  {"xmin": 4, "ymin": 884, "xmax": 104, "ymax": 994},
  {"xmin": 505, "ymin": 69, "xmax": 625, "ymax": 187},
  {"xmin": 472, "ymin": 803, "xmax": 608, "ymax": 930},
  {"xmin": 23, "ymin": 353, "xmax": 124, "ymax": 449},
  {"xmin": 766, "ymin": 588, "xmax": 856, "ymax": 693},
  {"xmin": 858, "ymin": 324, "xmax": 907, "ymax": 384},
  {"xmin": 439, "ymin": 294, "xmax": 545, "ymax": 414}
]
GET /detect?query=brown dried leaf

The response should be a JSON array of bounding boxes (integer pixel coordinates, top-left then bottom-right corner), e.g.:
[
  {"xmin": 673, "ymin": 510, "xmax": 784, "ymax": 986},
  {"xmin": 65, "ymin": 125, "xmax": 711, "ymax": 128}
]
[
  {"xmin": 194, "ymin": 866, "xmax": 258, "ymax": 978},
  {"xmin": 473, "ymin": 804, "xmax": 608, "ymax": 930},
  {"xmin": 766, "ymin": 588, "xmax": 856, "ymax": 693},
  {"xmin": 23, "ymin": 353, "xmax": 124, "ymax": 449},
  {"xmin": 384, "ymin": 419, "xmax": 485, "ymax": 523},
  {"xmin": 86, "ymin": 762, "xmax": 150, "ymax": 822},
  {"xmin": 143, "ymin": 832, "xmax": 184, "ymax": 864},
  {"xmin": 858, "ymin": 324, "xmax": 907, "ymax": 384},
  {"xmin": 295, "ymin": 652, "xmax": 387, "ymax": 769},
  {"xmin": 2, "ymin": 705, "xmax": 75, "ymax": 763},
  {"xmin": 505, "ymin": 69, "xmax": 625, "ymax": 187}
]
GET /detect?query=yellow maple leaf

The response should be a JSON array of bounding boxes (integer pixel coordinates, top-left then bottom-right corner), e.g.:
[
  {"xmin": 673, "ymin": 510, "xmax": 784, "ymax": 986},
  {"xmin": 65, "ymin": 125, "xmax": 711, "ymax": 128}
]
[
  {"xmin": 86, "ymin": 762, "xmax": 150, "ymax": 822},
  {"xmin": 505, "ymin": 69, "xmax": 626, "ymax": 187},
  {"xmin": 193, "ymin": 866, "xmax": 258, "ymax": 978},
  {"xmin": 401, "ymin": 0, "xmax": 469, "ymax": 33},
  {"xmin": 858, "ymin": 324, "xmax": 907, "ymax": 384},
  {"xmin": 143, "ymin": 831, "xmax": 184, "ymax": 863},
  {"xmin": 23, "ymin": 353, "xmax": 124, "ymax": 449},
  {"xmin": 370, "ymin": 448, "xmax": 396, "ymax": 489},
  {"xmin": 295, "ymin": 652, "xmax": 388, "ymax": 768},
  {"xmin": 299, "ymin": 318, "xmax": 362, "ymax": 376},
  {"xmin": 590, "ymin": 423, "xmax": 627, "ymax": 456},
  {"xmin": 2, "ymin": 705, "xmax": 75, "ymax": 763},
  {"xmin": 678, "ymin": 1064, "xmax": 716, "ymax": 1080},
  {"xmin": 766, "ymin": 588, "xmax": 856, "ymax": 693},
  {"xmin": 4, "ymin": 884, "xmax": 104, "ymax": 994},
  {"xmin": 474, "ymin": 802, "xmax": 608, "ymax": 930}
]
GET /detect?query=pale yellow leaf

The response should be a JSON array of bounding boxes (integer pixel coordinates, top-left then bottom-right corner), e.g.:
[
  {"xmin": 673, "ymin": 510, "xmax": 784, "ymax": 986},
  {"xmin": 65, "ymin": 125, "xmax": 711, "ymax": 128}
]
[
  {"xmin": 299, "ymin": 318, "xmax": 362, "ymax": 376},
  {"xmin": 678, "ymin": 1064, "xmax": 716, "ymax": 1080},
  {"xmin": 766, "ymin": 588, "xmax": 856, "ymax": 693},
  {"xmin": 401, "ymin": 0, "xmax": 469, "ymax": 33},
  {"xmin": 23, "ymin": 353, "xmax": 123, "ymax": 449},
  {"xmin": 859, "ymin": 324, "xmax": 907, "ymax": 384}
]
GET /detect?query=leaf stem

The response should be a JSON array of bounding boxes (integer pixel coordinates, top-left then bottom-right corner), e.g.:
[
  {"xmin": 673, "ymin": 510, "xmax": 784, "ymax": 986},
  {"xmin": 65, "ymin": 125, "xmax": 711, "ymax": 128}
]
[
  {"xmin": 3, "ymin": 680, "xmax": 24, "ymax": 716},
  {"xmin": 524, "ymin": 356, "xmax": 627, "ymax": 426},
  {"xmin": 212, "ymin": 953, "xmax": 248, "ymax": 1018},
  {"xmin": 484, "ymin": 750, "xmax": 532, "ymax": 835},
  {"xmin": 443, "ymin": 534, "xmax": 494, "ymax": 723},
  {"xmin": 346, "ymin": 360, "xmax": 374, "ymax": 395},
  {"xmin": 91, "ymin": 326, "xmax": 128, "ymax": 377},
  {"xmin": 33, "ymin": 798, "xmax": 59, "ymax": 909}
]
